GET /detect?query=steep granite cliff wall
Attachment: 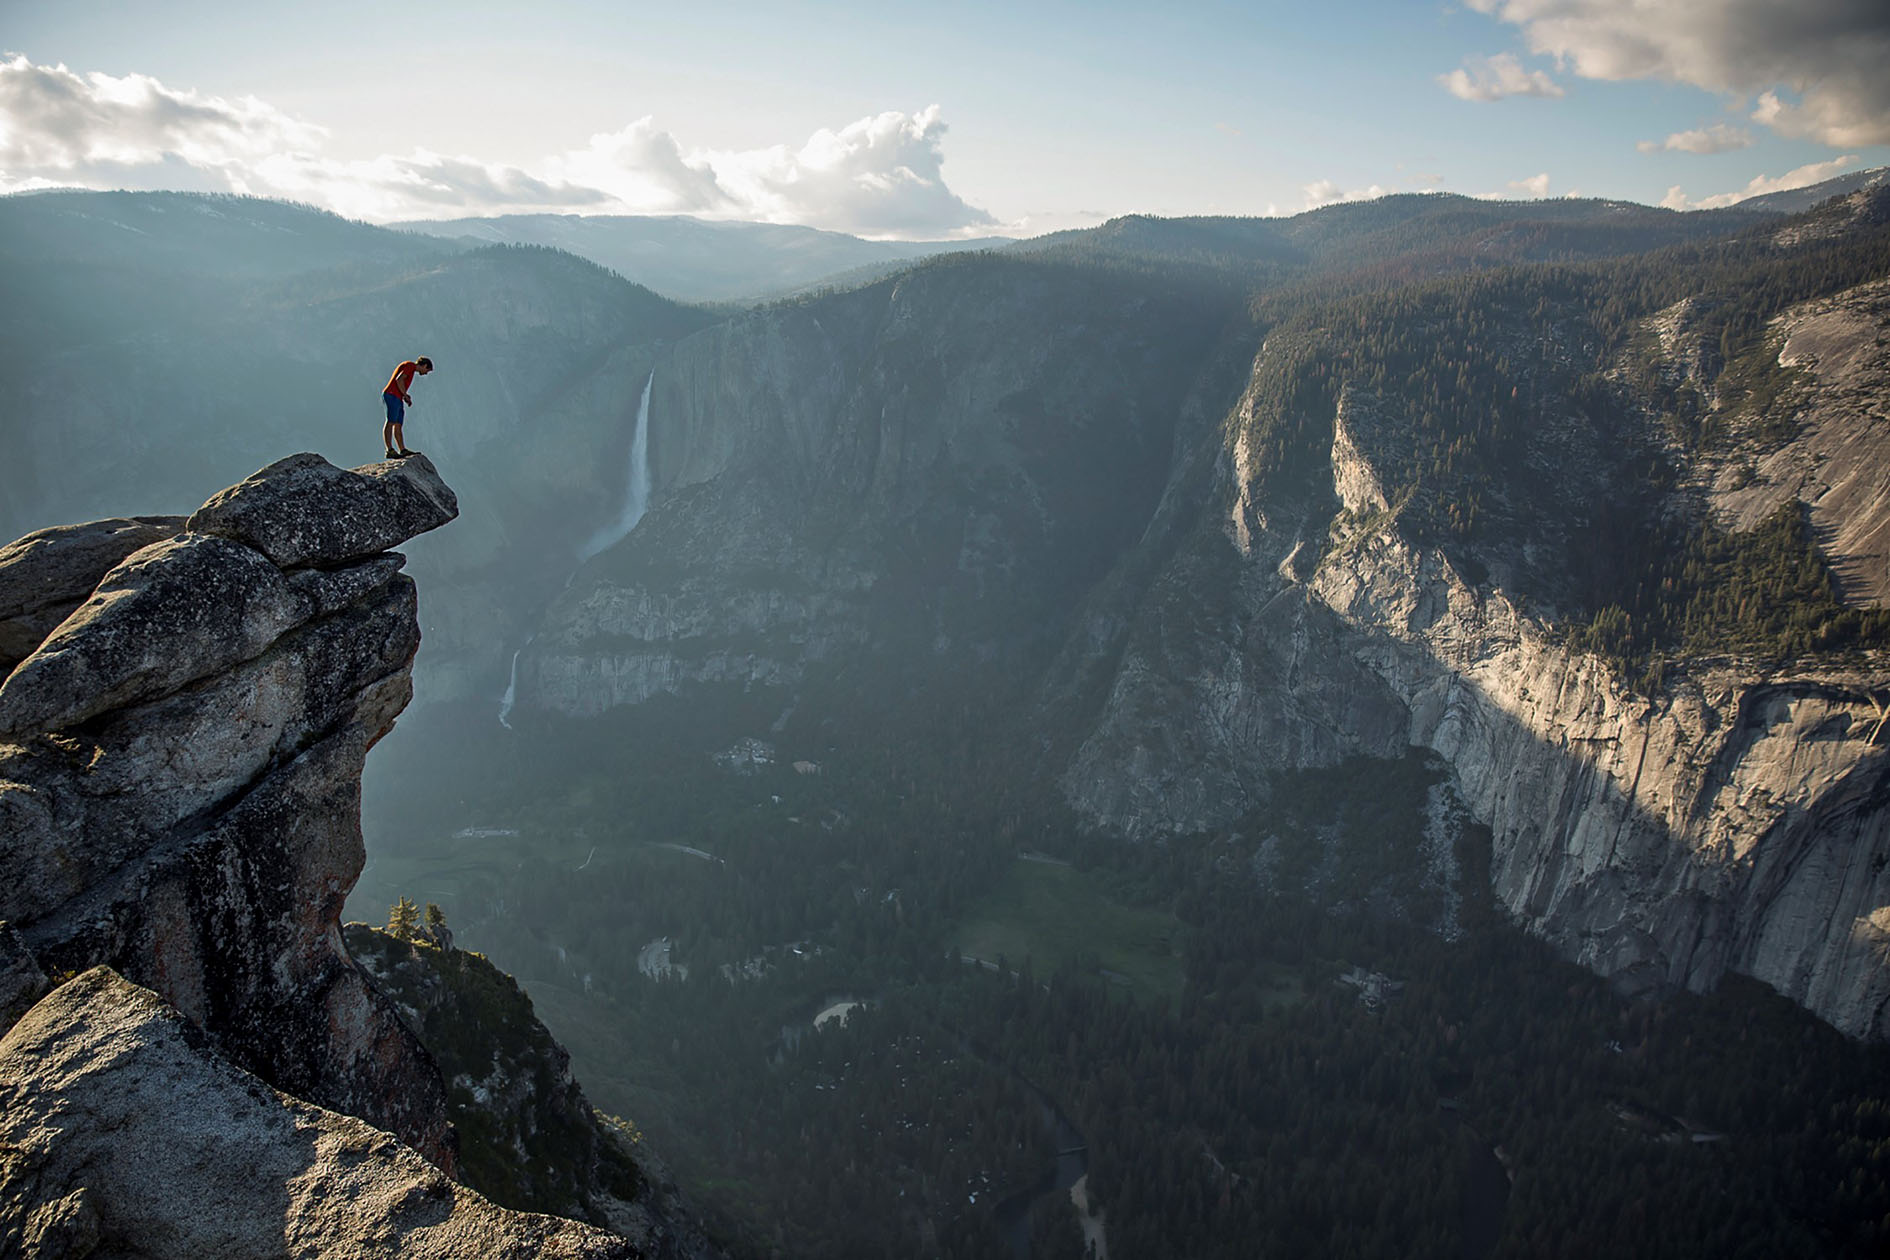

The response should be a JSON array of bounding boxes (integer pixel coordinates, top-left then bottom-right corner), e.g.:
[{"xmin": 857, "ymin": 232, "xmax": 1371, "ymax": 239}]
[
  {"xmin": 1293, "ymin": 284, "xmax": 1890, "ymax": 1039},
  {"xmin": 1050, "ymin": 279, "xmax": 1890, "ymax": 1039},
  {"xmin": 1308, "ymin": 523, "xmax": 1890, "ymax": 1038}
]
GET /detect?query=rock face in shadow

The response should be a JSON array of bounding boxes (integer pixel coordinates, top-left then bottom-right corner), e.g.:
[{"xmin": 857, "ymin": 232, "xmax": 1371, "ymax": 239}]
[
  {"xmin": 513, "ymin": 260, "xmax": 1237, "ymax": 719},
  {"xmin": 349, "ymin": 925, "xmax": 724, "ymax": 1260},
  {"xmin": 0, "ymin": 968, "xmax": 634, "ymax": 1259},
  {"xmin": 0, "ymin": 454, "xmax": 460, "ymax": 1166}
]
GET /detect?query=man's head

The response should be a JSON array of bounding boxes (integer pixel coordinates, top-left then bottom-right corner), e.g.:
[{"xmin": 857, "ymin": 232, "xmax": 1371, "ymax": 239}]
[{"xmin": 416, "ymin": 357, "xmax": 434, "ymax": 374}]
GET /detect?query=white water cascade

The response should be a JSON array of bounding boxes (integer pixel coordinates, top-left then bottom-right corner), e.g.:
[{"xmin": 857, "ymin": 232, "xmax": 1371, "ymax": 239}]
[
  {"xmin": 576, "ymin": 370, "xmax": 655, "ymax": 564},
  {"xmin": 497, "ymin": 634, "xmax": 534, "ymax": 730},
  {"xmin": 498, "ymin": 370, "xmax": 656, "ymax": 728}
]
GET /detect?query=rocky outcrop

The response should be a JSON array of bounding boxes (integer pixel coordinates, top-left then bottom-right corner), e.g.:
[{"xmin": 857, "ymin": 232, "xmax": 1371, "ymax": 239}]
[
  {"xmin": 349, "ymin": 925, "xmax": 722, "ymax": 1260},
  {"xmin": 189, "ymin": 450, "xmax": 461, "ymax": 570},
  {"xmin": 0, "ymin": 967, "xmax": 634, "ymax": 1258},
  {"xmin": 1308, "ymin": 524, "xmax": 1890, "ymax": 1038},
  {"xmin": 1708, "ymin": 276, "xmax": 1890, "ymax": 607},
  {"xmin": 0, "ymin": 453, "xmax": 459, "ymax": 1165},
  {"xmin": 0, "ymin": 534, "xmax": 307, "ymax": 736}
]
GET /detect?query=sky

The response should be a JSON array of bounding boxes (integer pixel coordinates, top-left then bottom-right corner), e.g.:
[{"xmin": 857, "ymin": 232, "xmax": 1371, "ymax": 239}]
[{"xmin": 3, "ymin": 0, "xmax": 1888, "ymax": 239}]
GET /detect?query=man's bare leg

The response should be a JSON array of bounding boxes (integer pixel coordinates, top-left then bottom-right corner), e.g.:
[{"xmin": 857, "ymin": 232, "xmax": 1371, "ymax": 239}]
[{"xmin": 383, "ymin": 420, "xmax": 399, "ymax": 457}]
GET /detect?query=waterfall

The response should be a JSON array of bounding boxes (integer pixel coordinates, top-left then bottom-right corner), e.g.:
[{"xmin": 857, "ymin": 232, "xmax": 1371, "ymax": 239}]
[
  {"xmin": 497, "ymin": 634, "xmax": 534, "ymax": 729},
  {"xmin": 576, "ymin": 370, "xmax": 655, "ymax": 564},
  {"xmin": 500, "ymin": 370, "xmax": 655, "ymax": 727}
]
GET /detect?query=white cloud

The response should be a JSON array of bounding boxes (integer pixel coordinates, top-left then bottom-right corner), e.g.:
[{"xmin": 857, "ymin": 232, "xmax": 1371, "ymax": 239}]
[
  {"xmin": 1302, "ymin": 179, "xmax": 1390, "ymax": 210},
  {"xmin": 0, "ymin": 54, "xmax": 323, "ymax": 182},
  {"xmin": 547, "ymin": 118, "xmax": 734, "ymax": 215},
  {"xmin": 239, "ymin": 150, "xmax": 615, "ymax": 221},
  {"xmin": 702, "ymin": 106, "xmax": 995, "ymax": 238},
  {"xmin": 1472, "ymin": 172, "xmax": 1556, "ymax": 200},
  {"xmin": 0, "ymin": 57, "xmax": 995, "ymax": 237},
  {"xmin": 1438, "ymin": 52, "xmax": 1565, "ymax": 102},
  {"xmin": 1463, "ymin": 0, "xmax": 1890, "ymax": 146},
  {"xmin": 1636, "ymin": 123, "xmax": 1753, "ymax": 155},
  {"xmin": 1660, "ymin": 155, "xmax": 1860, "ymax": 210}
]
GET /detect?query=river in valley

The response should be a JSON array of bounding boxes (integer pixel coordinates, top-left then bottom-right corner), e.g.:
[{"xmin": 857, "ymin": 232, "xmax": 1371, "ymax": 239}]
[{"xmin": 993, "ymin": 1077, "xmax": 1106, "ymax": 1260}]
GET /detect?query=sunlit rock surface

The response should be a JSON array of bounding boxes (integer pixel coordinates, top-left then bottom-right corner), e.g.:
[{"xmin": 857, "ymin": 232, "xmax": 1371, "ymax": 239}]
[
  {"xmin": 1309, "ymin": 524, "xmax": 1890, "ymax": 1038},
  {"xmin": 0, "ymin": 968, "xmax": 634, "ymax": 1259},
  {"xmin": 1709, "ymin": 276, "xmax": 1890, "ymax": 607}
]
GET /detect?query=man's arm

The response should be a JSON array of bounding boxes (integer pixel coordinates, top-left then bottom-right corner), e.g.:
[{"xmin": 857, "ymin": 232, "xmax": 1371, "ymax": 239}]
[{"xmin": 387, "ymin": 361, "xmax": 417, "ymax": 403}]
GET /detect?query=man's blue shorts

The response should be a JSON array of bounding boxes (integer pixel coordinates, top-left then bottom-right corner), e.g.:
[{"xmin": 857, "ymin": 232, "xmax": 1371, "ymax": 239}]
[{"xmin": 383, "ymin": 392, "xmax": 405, "ymax": 425}]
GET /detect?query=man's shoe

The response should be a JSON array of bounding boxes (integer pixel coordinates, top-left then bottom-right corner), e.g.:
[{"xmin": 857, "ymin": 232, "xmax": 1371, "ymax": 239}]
[{"xmin": 385, "ymin": 449, "xmax": 400, "ymax": 459}]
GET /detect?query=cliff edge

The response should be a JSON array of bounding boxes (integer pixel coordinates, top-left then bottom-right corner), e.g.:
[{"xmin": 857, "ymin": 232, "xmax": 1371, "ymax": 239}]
[{"xmin": 0, "ymin": 454, "xmax": 651, "ymax": 1255}]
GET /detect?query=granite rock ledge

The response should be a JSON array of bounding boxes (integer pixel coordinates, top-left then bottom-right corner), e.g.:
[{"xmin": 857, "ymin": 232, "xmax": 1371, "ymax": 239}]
[{"xmin": 0, "ymin": 455, "xmax": 643, "ymax": 1254}]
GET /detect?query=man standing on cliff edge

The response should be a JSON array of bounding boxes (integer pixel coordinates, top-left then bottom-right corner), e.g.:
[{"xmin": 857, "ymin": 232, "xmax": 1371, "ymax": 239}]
[{"xmin": 381, "ymin": 356, "xmax": 433, "ymax": 459}]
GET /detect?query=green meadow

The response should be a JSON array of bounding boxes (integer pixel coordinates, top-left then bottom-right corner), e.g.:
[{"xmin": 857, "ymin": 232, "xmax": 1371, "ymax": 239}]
[{"xmin": 952, "ymin": 856, "xmax": 1184, "ymax": 1002}]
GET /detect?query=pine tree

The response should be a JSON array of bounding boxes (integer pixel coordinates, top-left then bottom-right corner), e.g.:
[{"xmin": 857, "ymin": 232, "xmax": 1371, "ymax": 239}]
[
  {"xmin": 422, "ymin": 902, "xmax": 451, "ymax": 949},
  {"xmin": 387, "ymin": 895, "xmax": 420, "ymax": 940}
]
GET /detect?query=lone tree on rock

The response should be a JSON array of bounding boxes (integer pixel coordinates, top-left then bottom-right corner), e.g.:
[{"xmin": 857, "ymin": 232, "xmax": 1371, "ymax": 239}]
[
  {"xmin": 387, "ymin": 895, "xmax": 420, "ymax": 940},
  {"xmin": 423, "ymin": 902, "xmax": 453, "ymax": 950}
]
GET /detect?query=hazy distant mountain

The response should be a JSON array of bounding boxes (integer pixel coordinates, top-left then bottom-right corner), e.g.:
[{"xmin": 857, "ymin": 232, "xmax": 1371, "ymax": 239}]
[
  {"xmin": 1730, "ymin": 164, "xmax": 1889, "ymax": 215},
  {"xmin": 1014, "ymin": 192, "xmax": 1776, "ymax": 280},
  {"xmin": 398, "ymin": 213, "xmax": 1009, "ymax": 303},
  {"xmin": 0, "ymin": 188, "xmax": 457, "ymax": 279}
]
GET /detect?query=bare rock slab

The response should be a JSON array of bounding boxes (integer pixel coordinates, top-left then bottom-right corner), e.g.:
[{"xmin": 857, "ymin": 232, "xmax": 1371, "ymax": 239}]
[
  {"xmin": 0, "ymin": 516, "xmax": 185, "ymax": 676},
  {"xmin": 0, "ymin": 534, "xmax": 301, "ymax": 737},
  {"xmin": 188, "ymin": 452, "xmax": 458, "ymax": 569},
  {"xmin": 0, "ymin": 968, "xmax": 637, "ymax": 1259}
]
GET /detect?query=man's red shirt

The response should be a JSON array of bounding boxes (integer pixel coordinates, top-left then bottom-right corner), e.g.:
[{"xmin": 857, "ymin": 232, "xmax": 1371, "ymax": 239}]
[{"xmin": 384, "ymin": 361, "xmax": 420, "ymax": 403}]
